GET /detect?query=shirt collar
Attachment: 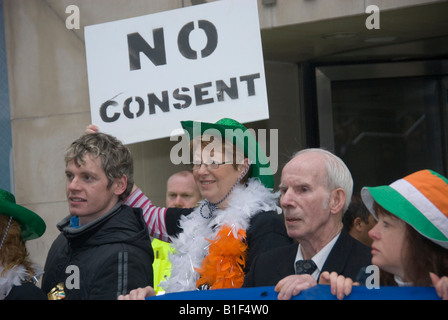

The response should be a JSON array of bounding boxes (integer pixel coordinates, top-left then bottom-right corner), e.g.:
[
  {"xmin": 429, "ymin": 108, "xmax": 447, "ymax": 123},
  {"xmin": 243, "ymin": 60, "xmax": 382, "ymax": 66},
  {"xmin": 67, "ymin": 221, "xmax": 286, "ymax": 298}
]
[
  {"xmin": 294, "ymin": 232, "xmax": 341, "ymax": 279},
  {"xmin": 394, "ymin": 275, "xmax": 413, "ymax": 287}
]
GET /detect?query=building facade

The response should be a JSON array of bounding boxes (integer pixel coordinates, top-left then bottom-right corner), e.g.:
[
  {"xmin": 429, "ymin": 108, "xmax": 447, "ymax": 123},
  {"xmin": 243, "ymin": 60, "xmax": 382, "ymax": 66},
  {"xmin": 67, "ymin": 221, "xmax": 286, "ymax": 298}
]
[{"xmin": 2, "ymin": 0, "xmax": 448, "ymax": 272}]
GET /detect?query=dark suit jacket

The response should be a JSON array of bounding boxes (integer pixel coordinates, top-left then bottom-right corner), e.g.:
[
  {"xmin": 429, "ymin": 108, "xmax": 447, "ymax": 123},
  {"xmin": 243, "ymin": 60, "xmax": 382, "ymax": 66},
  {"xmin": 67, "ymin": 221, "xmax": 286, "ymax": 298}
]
[{"xmin": 243, "ymin": 227, "xmax": 372, "ymax": 287}]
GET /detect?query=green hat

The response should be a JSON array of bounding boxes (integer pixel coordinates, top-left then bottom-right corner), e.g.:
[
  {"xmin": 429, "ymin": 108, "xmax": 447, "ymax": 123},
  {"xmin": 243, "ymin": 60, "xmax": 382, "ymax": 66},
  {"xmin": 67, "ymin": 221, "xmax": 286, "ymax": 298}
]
[
  {"xmin": 0, "ymin": 189, "xmax": 46, "ymax": 241},
  {"xmin": 181, "ymin": 118, "xmax": 274, "ymax": 189},
  {"xmin": 361, "ymin": 170, "xmax": 448, "ymax": 249}
]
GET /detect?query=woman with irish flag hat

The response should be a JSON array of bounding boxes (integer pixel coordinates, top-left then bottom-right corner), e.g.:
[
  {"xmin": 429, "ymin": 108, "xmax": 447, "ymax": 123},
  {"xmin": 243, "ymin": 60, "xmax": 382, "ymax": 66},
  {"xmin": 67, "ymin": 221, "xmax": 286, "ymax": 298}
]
[
  {"xmin": 88, "ymin": 118, "xmax": 292, "ymax": 297},
  {"xmin": 0, "ymin": 189, "xmax": 46, "ymax": 299},
  {"xmin": 321, "ymin": 169, "xmax": 448, "ymax": 300}
]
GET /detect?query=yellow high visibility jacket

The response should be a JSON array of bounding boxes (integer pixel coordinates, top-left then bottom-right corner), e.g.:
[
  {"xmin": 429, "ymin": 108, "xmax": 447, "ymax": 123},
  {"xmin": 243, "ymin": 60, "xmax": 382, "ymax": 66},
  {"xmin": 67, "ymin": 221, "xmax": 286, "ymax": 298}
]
[{"xmin": 152, "ymin": 238, "xmax": 175, "ymax": 294}]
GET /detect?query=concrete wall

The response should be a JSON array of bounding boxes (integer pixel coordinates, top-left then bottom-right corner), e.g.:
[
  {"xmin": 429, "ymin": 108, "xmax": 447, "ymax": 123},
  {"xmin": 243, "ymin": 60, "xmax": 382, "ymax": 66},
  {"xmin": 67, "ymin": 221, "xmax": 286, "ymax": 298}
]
[{"xmin": 5, "ymin": 0, "xmax": 92, "ymax": 268}]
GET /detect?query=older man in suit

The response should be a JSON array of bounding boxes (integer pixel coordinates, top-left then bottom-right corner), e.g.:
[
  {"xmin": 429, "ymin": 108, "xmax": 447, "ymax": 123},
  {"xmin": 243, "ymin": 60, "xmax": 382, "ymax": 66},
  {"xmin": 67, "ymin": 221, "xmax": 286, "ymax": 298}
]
[{"xmin": 243, "ymin": 148, "xmax": 372, "ymax": 299}]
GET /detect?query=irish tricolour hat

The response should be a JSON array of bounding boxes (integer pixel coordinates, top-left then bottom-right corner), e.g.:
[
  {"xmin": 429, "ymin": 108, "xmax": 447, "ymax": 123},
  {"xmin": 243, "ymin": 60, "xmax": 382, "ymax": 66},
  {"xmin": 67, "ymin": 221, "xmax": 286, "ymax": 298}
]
[{"xmin": 361, "ymin": 170, "xmax": 448, "ymax": 249}]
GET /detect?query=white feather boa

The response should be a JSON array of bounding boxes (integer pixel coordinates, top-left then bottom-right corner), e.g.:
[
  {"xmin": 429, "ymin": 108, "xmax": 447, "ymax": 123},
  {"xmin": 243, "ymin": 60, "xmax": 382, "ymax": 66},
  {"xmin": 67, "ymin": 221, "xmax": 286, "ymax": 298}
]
[
  {"xmin": 0, "ymin": 264, "xmax": 43, "ymax": 300},
  {"xmin": 162, "ymin": 178, "xmax": 279, "ymax": 293}
]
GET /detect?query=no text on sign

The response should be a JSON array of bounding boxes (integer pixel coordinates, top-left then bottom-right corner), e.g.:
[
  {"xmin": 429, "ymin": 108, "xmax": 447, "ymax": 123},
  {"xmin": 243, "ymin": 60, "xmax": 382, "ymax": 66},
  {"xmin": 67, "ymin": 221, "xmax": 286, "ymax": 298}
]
[{"xmin": 85, "ymin": 0, "xmax": 268, "ymax": 144}]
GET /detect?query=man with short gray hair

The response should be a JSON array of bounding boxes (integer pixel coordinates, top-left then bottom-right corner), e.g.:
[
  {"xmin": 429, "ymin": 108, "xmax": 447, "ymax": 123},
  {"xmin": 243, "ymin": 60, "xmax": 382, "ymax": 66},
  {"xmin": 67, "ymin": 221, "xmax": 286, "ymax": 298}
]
[{"xmin": 243, "ymin": 148, "xmax": 371, "ymax": 300}]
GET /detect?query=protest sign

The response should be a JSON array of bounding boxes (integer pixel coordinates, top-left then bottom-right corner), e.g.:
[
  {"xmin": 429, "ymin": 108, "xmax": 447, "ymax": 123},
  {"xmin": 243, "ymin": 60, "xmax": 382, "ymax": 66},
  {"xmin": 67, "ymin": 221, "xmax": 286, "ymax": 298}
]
[{"xmin": 85, "ymin": 0, "xmax": 268, "ymax": 144}]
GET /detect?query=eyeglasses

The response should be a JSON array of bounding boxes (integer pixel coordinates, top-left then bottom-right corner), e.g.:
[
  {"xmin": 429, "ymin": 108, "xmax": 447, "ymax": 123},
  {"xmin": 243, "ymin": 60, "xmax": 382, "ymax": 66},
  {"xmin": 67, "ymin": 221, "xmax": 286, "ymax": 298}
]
[{"xmin": 192, "ymin": 161, "xmax": 234, "ymax": 171}]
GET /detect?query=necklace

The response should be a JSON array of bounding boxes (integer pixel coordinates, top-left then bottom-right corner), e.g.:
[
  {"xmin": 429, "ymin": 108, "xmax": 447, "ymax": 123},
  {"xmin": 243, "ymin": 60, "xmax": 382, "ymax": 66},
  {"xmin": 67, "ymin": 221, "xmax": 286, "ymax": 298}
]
[
  {"xmin": 199, "ymin": 163, "xmax": 251, "ymax": 219},
  {"xmin": 162, "ymin": 177, "xmax": 278, "ymax": 293}
]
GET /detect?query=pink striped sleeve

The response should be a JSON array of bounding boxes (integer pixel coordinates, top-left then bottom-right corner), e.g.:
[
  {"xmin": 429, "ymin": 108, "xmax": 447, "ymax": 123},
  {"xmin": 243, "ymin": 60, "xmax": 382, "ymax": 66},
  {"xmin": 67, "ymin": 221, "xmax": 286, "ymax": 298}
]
[{"xmin": 124, "ymin": 188, "xmax": 170, "ymax": 242}]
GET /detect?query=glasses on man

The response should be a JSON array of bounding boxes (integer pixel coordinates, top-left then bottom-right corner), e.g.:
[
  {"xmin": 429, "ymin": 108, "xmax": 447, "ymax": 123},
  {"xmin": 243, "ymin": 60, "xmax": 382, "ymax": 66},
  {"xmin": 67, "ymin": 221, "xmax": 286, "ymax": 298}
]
[{"xmin": 192, "ymin": 161, "xmax": 234, "ymax": 171}]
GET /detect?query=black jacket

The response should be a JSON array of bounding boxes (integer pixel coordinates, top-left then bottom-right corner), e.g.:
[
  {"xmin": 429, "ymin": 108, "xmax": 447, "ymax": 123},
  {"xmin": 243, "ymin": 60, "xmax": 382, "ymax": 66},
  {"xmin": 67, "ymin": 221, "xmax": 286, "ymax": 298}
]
[
  {"xmin": 243, "ymin": 227, "xmax": 372, "ymax": 287},
  {"xmin": 42, "ymin": 204, "xmax": 154, "ymax": 299},
  {"xmin": 5, "ymin": 283, "xmax": 47, "ymax": 300}
]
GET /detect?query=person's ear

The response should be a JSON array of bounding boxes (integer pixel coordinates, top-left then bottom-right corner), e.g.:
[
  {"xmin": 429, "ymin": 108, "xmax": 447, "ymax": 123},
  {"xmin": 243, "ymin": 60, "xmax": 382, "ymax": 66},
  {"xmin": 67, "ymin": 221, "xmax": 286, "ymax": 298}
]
[
  {"xmin": 113, "ymin": 175, "xmax": 128, "ymax": 196},
  {"xmin": 353, "ymin": 217, "xmax": 364, "ymax": 232},
  {"xmin": 329, "ymin": 188, "xmax": 346, "ymax": 214}
]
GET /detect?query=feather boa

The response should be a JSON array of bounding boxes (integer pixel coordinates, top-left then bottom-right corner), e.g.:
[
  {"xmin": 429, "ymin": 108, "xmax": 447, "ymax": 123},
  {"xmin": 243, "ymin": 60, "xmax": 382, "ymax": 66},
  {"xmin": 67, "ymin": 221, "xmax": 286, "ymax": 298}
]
[
  {"xmin": 195, "ymin": 225, "xmax": 247, "ymax": 289},
  {"xmin": 0, "ymin": 264, "xmax": 43, "ymax": 300},
  {"xmin": 162, "ymin": 178, "xmax": 279, "ymax": 293}
]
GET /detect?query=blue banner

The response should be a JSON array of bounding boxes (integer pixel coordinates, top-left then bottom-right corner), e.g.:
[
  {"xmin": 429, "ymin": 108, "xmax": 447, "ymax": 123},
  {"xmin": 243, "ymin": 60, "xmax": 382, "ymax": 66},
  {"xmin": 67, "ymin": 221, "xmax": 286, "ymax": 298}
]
[{"xmin": 149, "ymin": 284, "xmax": 440, "ymax": 300}]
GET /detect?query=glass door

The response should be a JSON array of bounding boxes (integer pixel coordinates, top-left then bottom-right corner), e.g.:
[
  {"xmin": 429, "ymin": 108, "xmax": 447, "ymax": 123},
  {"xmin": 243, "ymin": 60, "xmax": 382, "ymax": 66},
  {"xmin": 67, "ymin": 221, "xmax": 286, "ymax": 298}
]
[{"xmin": 315, "ymin": 61, "xmax": 448, "ymax": 191}]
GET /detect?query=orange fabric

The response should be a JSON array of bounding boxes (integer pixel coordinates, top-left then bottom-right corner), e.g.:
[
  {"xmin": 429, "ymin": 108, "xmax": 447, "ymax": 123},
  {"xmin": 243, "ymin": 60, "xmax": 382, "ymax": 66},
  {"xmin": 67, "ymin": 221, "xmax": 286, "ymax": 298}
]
[
  {"xmin": 195, "ymin": 225, "xmax": 247, "ymax": 289},
  {"xmin": 404, "ymin": 170, "xmax": 448, "ymax": 218}
]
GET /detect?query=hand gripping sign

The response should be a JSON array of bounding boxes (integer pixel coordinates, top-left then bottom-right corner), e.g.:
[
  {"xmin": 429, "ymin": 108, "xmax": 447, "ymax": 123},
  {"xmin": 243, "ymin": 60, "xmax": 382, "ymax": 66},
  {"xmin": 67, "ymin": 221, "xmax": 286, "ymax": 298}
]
[{"xmin": 85, "ymin": 0, "xmax": 268, "ymax": 145}]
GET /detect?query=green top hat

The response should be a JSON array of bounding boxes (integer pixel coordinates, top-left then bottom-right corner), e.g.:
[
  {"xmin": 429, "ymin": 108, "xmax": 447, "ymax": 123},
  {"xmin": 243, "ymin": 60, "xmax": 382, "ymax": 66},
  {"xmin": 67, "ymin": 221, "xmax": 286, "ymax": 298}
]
[
  {"xmin": 181, "ymin": 118, "xmax": 274, "ymax": 189},
  {"xmin": 0, "ymin": 189, "xmax": 46, "ymax": 241}
]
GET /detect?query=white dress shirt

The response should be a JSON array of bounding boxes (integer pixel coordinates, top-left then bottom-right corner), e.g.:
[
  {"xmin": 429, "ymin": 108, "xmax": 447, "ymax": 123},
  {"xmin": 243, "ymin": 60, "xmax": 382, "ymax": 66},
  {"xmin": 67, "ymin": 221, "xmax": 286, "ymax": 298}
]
[{"xmin": 294, "ymin": 232, "xmax": 341, "ymax": 280}]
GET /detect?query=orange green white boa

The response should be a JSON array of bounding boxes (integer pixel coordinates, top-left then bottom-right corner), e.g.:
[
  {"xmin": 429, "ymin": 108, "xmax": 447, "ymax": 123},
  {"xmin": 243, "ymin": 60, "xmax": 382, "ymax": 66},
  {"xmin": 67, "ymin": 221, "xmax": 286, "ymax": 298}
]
[{"xmin": 161, "ymin": 178, "xmax": 279, "ymax": 293}]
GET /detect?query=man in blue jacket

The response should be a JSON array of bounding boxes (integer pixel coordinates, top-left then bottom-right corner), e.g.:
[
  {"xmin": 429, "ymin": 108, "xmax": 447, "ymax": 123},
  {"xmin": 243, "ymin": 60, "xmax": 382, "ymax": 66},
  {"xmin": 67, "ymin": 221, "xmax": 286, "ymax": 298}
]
[{"xmin": 42, "ymin": 133, "xmax": 153, "ymax": 299}]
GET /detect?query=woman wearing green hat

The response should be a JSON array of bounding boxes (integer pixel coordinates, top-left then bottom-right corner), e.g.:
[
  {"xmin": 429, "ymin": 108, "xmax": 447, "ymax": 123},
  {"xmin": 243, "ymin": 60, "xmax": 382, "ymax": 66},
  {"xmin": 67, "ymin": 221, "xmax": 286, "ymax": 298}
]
[
  {"xmin": 320, "ymin": 170, "xmax": 448, "ymax": 300},
  {"xmin": 89, "ymin": 118, "xmax": 292, "ymax": 296},
  {"xmin": 0, "ymin": 189, "xmax": 46, "ymax": 300}
]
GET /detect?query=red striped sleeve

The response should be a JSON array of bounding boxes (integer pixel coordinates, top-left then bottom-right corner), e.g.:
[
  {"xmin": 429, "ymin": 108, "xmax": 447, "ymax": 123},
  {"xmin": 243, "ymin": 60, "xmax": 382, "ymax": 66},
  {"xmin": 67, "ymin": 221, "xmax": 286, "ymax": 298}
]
[{"xmin": 124, "ymin": 188, "xmax": 170, "ymax": 242}]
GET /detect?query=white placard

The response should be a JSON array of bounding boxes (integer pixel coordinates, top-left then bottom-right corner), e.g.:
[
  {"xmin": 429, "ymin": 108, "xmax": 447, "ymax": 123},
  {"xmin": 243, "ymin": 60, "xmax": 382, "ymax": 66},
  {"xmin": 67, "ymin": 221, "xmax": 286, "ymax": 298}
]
[{"xmin": 85, "ymin": 0, "xmax": 269, "ymax": 144}]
